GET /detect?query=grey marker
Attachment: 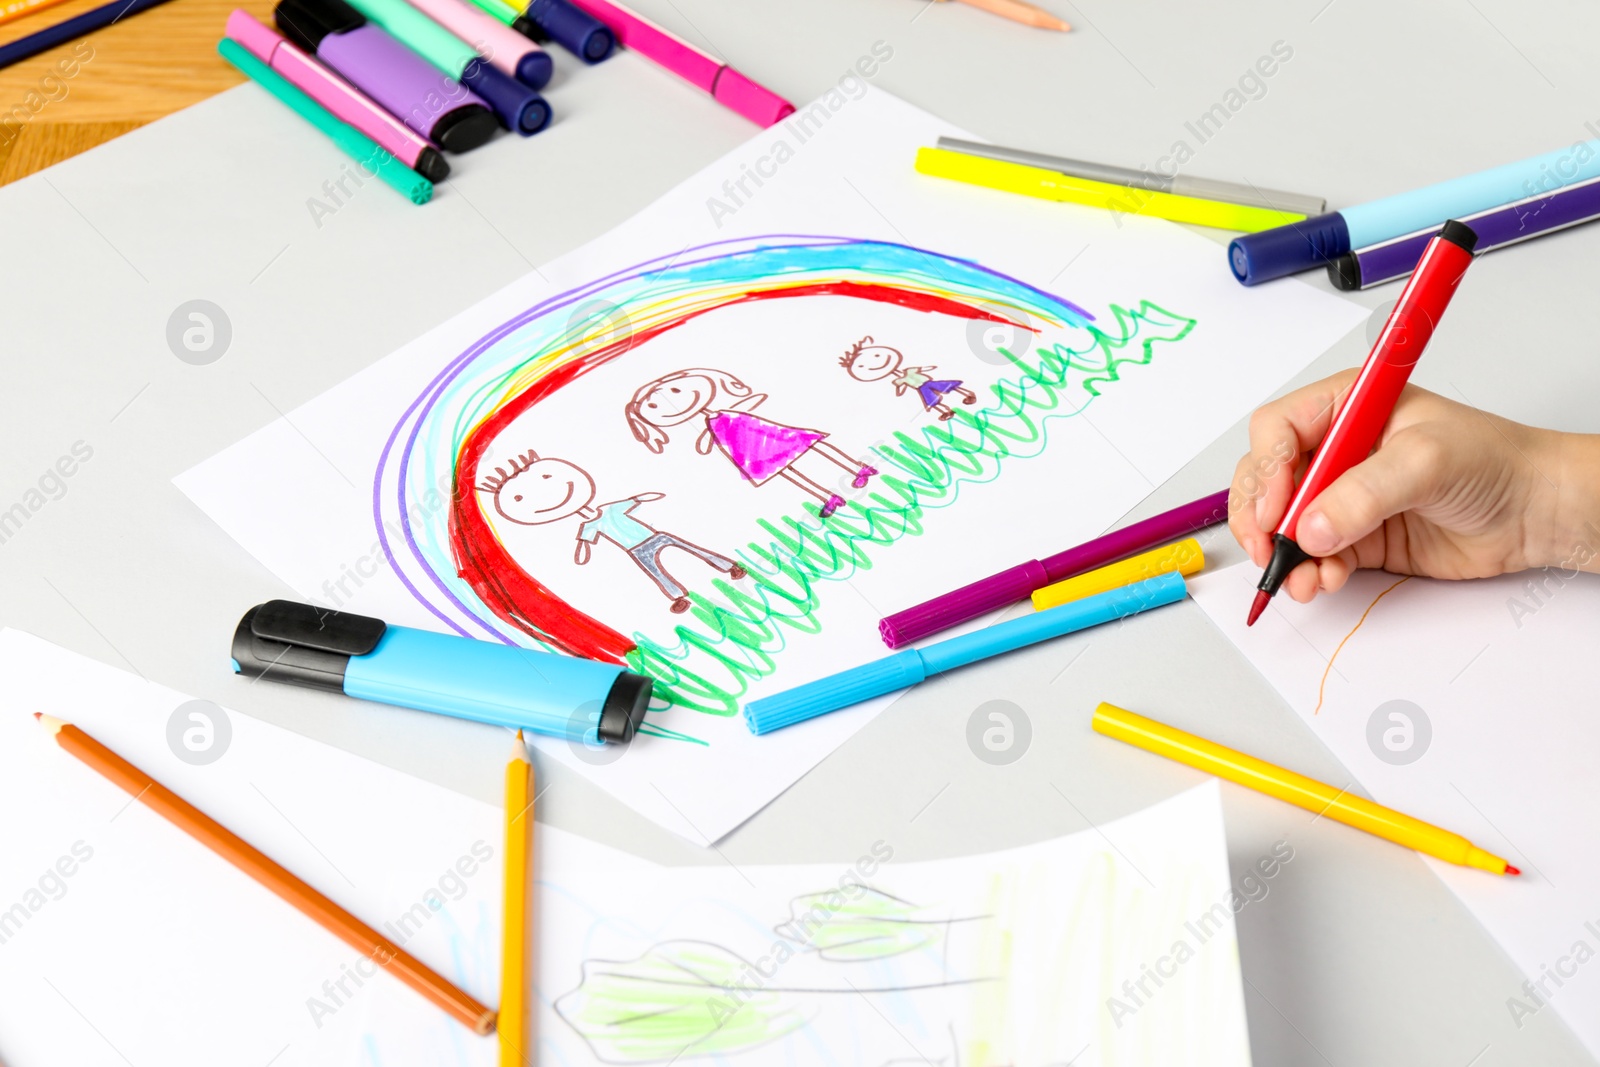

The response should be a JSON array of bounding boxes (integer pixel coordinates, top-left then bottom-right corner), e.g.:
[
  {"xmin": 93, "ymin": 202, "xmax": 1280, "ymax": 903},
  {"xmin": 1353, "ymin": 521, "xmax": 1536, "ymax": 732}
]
[{"xmin": 937, "ymin": 136, "xmax": 1327, "ymax": 218}]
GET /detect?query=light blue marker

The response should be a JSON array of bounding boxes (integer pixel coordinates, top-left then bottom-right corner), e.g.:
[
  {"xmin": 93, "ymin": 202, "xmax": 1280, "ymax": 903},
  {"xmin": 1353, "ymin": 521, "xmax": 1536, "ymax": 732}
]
[
  {"xmin": 745, "ymin": 572, "xmax": 1189, "ymax": 735},
  {"xmin": 1230, "ymin": 137, "xmax": 1600, "ymax": 285},
  {"xmin": 231, "ymin": 600, "xmax": 652, "ymax": 744}
]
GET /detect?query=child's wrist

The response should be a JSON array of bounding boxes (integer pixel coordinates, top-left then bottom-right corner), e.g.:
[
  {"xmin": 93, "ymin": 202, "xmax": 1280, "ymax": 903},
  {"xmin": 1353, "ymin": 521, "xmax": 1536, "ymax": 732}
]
[{"xmin": 1533, "ymin": 429, "xmax": 1600, "ymax": 575}]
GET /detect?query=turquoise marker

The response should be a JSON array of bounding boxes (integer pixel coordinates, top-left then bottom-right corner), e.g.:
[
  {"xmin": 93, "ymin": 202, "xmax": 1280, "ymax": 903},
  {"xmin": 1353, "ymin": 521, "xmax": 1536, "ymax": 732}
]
[
  {"xmin": 231, "ymin": 600, "xmax": 652, "ymax": 743},
  {"xmin": 744, "ymin": 572, "xmax": 1188, "ymax": 735}
]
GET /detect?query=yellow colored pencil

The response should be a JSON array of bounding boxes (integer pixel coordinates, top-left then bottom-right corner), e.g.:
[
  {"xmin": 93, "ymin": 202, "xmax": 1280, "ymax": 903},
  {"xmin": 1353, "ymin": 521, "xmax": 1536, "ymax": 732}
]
[
  {"xmin": 915, "ymin": 146, "xmax": 1307, "ymax": 232},
  {"xmin": 500, "ymin": 732, "xmax": 535, "ymax": 1066},
  {"xmin": 1033, "ymin": 538, "xmax": 1204, "ymax": 611},
  {"xmin": 1092, "ymin": 703, "xmax": 1520, "ymax": 876},
  {"xmin": 0, "ymin": 0, "xmax": 71, "ymax": 28},
  {"xmin": 940, "ymin": 0, "xmax": 1070, "ymax": 31}
]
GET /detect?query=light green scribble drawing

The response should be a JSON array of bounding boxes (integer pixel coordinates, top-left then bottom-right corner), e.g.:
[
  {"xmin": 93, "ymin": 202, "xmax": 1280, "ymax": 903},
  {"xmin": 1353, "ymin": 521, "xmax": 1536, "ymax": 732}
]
[
  {"xmin": 554, "ymin": 940, "xmax": 815, "ymax": 1064},
  {"xmin": 775, "ymin": 887, "xmax": 985, "ymax": 962}
]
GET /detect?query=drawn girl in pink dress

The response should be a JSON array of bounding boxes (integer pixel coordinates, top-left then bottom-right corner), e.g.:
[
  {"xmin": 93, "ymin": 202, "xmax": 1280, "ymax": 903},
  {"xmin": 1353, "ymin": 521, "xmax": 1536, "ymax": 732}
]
[{"xmin": 624, "ymin": 368, "xmax": 877, "ymax": 519}]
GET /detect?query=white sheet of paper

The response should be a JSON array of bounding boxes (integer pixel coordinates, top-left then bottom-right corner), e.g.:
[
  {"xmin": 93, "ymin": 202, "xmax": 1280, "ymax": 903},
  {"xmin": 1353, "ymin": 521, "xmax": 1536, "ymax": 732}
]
[
  {"xmin": 0, "ymin": 630, "xmax": 1251, "ymax": 1065},
  {"xmin": 1192, "ymin": 563, "xmax": 1600, "ymax": 1055},
  {"xmin": 174, "ymin": 87, "xmax": 1367, "ymax": 844}
]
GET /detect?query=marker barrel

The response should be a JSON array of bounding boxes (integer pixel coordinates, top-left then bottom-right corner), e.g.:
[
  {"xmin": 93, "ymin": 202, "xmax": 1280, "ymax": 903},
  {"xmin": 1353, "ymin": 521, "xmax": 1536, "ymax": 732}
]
[
  {"xmin": 227, "ymin": 9, "xmax": 449, "ymax": 181},
  {"xmin": 1231, "ymin": 137, "xmax": 1600, "ymax": 285},
  {"xmin": 1092, "ymin": 703, "xmax": 1512, "ymax": 873},
  {"xmin": 747, "ymin": 573, "xmax": 1187, "ymax": 735},
  {"xmin": 1331, "ymin": 174, "xmax": 1600, "ymax": 290}
]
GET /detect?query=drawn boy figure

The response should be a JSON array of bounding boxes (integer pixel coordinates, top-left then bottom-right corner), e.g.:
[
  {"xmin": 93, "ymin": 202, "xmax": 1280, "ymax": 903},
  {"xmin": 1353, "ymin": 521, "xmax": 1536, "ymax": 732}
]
[
  {"xmin": 480, "ymin": 449, "xmax": 745, "ymax": 614},
  {"xmin": 839, "ymin": 336, "xmax": 977, "ymax": 421}
]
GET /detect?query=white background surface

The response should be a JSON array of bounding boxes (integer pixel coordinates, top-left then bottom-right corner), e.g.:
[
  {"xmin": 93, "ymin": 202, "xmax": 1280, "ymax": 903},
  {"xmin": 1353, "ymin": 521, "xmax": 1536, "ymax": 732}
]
[{"xmin": 3, "ymin": 0, "xmax": 1600, "ymax": 1062}]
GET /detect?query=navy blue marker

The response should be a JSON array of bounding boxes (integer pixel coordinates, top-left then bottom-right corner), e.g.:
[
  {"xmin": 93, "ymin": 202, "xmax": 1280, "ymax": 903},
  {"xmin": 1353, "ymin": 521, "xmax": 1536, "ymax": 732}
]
[
  {"xmin": 514, "ymin": 0, "xmax": 614, "ymax": 64},
  {"xmin": 232, "ymin": 600, "xmax": 651, "ymax": 743}
]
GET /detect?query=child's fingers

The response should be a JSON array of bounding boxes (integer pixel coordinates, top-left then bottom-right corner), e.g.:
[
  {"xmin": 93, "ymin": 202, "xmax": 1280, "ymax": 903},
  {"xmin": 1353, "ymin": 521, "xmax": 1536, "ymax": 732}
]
[
  {"xmin": 1294, "ymin": 429, "xmax": 1444, "ymax": 558},
  {"xmin": 1239, "ymin": 372, "xmax": 1357, "ymax": 533},
  {"xmin": 1283, "ymin": 559, "xmax": 1321, "ymax": 603}
]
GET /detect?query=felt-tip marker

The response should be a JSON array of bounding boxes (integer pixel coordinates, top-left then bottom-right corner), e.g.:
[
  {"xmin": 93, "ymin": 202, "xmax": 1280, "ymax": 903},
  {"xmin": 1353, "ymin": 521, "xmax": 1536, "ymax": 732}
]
[
  {"xmin": 232, "ymin": 599, "xmax": 652, "ymax": 743},
  {"xmin": 276, "ymin": 0, "xmax": 499, "ymax": 151},
  {"xmin": 1248, "ymin": 219, "xmax": 1479, "ymax": 625}
]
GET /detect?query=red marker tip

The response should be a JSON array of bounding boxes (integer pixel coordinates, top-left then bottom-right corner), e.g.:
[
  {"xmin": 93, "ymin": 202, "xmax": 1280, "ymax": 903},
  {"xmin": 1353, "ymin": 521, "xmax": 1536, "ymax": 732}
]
[
  {"xmin": 1246, "ymin": 590, "xmax": 1270, "ymax": 627},
  {"xmin": 1505, "ymin": 865, "xmax": 1521, "ymax": 877}
]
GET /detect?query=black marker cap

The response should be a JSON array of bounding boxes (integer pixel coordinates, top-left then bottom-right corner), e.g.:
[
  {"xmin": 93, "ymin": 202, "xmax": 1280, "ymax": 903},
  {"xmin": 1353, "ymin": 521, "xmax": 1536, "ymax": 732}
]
[
  {"xmin": 275, "ymin": 0, "xmax": 365, "ymax": 52},
  {"xmin": 1437, "ymin": 218, "xmax": 1479, "ymax": 254},
  {"xmin": 414, "ymin": 145, "xmax": 450, "ymax": 182},
  {"xmin": 598, "ymin": 671, "xmax": 652, "ymax": 743},
  {"xmin": 231, "ymin": 600, "xmax": 387, "ymax": 693},
  {"xmin": 1328, "ymin": 252, "xmax": 1360, "ymax": 291},
  {"xmin": 430, "ymin": 105, "xmax": 499, "ymax": 153}
]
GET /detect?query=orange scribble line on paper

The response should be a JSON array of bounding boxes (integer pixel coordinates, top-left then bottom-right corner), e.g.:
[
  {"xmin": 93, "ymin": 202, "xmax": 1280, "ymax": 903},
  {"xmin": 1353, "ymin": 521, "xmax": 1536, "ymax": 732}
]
[{"xmin": 1314, "ymin": 575, "xmax": 1413, "ymax": 715}]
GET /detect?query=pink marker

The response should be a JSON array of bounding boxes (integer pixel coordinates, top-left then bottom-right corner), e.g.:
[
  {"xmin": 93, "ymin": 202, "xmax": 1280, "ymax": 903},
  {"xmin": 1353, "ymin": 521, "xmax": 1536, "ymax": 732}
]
[
  {"xmin": 404, "ymin": 0, "xmax": 552, "ymax": 89},
  {"xmin": 226, "ymin": 9, "xmax": 449, "ymax": 181},
  {"xmin": 566, "ymin": 0, "xmax": 793, "ymax": 127}
]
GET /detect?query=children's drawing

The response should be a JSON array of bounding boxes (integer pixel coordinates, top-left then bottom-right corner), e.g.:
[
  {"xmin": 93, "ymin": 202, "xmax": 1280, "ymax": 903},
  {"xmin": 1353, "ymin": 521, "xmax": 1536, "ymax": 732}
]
[
  {"xmin": 839, "ymin": 337, "xmax": 977, "ymax": 421},
  {"xmin": 372, "ymin": 237, "xmax": 1200, "ymax": 733},
  {"xmin": 176, "ymin": 90, "xmax": 1368, "ymax": 846},
  {"xmin": 623, "ymin": 369, "xmax": 877, "ymax": 519},
  {"xmin": 480, "ymin": 449, "xmax": 746, "ymax": 613},
  {"xmin": 555, "ymin": 923, "xmax": 993, "ymax": 1065},
  {"xmin": 774, "ymin": 887, "xmax": 984, "ymax": 962}
]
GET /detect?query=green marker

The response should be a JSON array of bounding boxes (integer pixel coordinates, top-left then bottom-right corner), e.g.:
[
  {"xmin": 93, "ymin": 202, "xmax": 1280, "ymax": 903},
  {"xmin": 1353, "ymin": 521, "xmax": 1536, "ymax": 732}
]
[
  {"xmin": 465, "ymin": 0, "xmax": 519, "ymax": 23},
  {"xmin": 343, "ymin": 0, "xmax": 550, "ymax": 135},
  {"xmin": 217, "ymin": 37, "xmax": 432, "ymax": 205}
]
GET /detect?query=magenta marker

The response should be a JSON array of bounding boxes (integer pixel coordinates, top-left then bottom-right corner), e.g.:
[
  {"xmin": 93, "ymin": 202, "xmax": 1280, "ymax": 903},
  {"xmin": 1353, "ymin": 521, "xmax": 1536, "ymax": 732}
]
[
  {"xmin": 275, "ymin": 0, "xmax": 498, "ymax": 152},
  {"xmin": 227, "ymin": 9, "xmax": 449, "ymax": 180},
  {"xmin": 406, "ymin": 0, "xmax": 551, "ymax": 90}
]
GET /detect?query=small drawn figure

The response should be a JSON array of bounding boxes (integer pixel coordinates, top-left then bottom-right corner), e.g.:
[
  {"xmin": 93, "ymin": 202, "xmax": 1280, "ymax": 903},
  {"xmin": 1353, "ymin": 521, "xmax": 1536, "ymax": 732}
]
[
  {"xmin": 624, "ymin": 368, "xmax": 877, "ymax": 519},
  {"xmin": 839, "ymin": 336, "xmax": 977, "ymax": 421},
  {"xmin": 480, "ymin": 449, "xmax": 745, "ymax": 614}
]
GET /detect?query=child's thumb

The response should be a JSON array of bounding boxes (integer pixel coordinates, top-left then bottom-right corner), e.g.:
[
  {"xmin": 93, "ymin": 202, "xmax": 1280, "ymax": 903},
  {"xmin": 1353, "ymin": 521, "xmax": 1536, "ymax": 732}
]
[{"xmin": 1294, "ymin": 440, "xmax": 1441, "ymax": 557}]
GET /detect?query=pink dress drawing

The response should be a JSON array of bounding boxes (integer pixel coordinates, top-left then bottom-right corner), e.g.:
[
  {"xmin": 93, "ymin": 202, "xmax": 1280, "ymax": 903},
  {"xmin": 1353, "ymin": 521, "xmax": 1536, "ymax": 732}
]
[{"xmin": 706, "ymin": 410, "xmax": 828, "ymax": 485}]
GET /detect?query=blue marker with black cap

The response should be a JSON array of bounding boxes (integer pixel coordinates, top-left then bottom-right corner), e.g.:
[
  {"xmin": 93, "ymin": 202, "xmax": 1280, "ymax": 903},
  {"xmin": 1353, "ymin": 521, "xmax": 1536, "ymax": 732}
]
[
  {"xmin": 745, "ymin": 572, "xmax": 1189, "ymax": 735},
  {"xmin": 232, "ymin": 600, "xmax": 651, "ymax": 743}
]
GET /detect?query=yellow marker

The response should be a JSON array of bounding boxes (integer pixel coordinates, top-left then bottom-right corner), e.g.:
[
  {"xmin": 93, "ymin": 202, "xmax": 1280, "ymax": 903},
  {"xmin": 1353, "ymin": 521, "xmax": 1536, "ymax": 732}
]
[
  {"xmin": 1091, "ymin": 703, "xmax": 1519, "ymax": 876},
  {"xmin": 915, "ymin": 147, "xmax": 1307, "ymax": 232},
  {"xmin": 1032, "ymin": 537, "xmax": 1204, "ymax": 611},
  {"xmin": 500, "ymin": 732, "xmax": 535, "ymax": 1066}
]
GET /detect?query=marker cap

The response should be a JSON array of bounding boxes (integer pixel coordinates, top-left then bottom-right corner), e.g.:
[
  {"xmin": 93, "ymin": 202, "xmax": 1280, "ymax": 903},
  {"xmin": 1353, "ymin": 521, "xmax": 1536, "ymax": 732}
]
[
  {"xmin": 275, "ymin": 0, "xmax": 365, "ymax": 51},
  {"xmin": 1227, "ymin": 211, "xmax": 1351, "ymax": 286},
  {"xmin": 460, "ymin": 58, "xmax": 550, "ymax": 134},
  {"xmin": 520, "ymin": 0, "xmax": 613, "ymax": 63}
]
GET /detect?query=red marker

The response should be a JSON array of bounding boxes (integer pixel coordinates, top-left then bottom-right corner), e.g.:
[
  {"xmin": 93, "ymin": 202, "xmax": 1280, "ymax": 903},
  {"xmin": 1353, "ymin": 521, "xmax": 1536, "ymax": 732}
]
[{"xmin": 1247, "ymin": 218, "xmax": 1479, "ymax": 626}]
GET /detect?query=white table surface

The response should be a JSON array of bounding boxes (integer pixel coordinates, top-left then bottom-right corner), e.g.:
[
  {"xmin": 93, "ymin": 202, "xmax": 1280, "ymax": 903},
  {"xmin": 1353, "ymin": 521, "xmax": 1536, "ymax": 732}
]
[{"xmin": 3, "ymin": 0, "xmax": 1599, "ymax": 1062}]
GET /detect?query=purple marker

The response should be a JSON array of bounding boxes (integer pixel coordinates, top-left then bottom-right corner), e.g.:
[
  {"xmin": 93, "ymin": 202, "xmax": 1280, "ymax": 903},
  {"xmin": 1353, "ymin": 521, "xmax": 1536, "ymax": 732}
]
[
  {"xmin": 1330, "ymin": 175, "xmax": 1600, "ymax": 290},
  {"xmin": 275, "ymin": 0, "xmax": 498, "ymax": 152},
  {"xmin": 877, "ymin": 488, "xmax": 1230, "ymax": 648}
]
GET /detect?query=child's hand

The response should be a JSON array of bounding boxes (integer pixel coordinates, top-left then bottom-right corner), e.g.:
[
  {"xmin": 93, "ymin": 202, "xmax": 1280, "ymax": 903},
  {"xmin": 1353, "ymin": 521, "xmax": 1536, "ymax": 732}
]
[{"xmin": 1229, "ymin": 371, "xmax": 1597, "ymax": 605}]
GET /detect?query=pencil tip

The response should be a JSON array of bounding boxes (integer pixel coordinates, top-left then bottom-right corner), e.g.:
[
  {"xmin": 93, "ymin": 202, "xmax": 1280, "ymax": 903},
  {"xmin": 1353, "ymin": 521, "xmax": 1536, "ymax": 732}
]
[
  {"xmin": 510, "ymin": 731, "xmax": 529, "ymax": 761},
  {"xmin": 1505, "ymin": 865, "xmax": 1521, "ymax": 876},
  {"xmin": 33, "ymin": 712, "xmax": 41, "ymax": 721},
  {"xmin": 1246, "ymin": 590, "xmax": 1269, "ymax": 626},
  {"xmin": 36, "ymin": 713, "xmax": 66, "ymax": 735}
]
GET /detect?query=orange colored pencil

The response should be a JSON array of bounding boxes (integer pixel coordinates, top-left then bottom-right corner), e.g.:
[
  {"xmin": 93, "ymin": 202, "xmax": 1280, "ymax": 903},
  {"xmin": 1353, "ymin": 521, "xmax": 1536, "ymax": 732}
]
[
  {"xmin": 0, "ymin": 0, "xmax": 72, "ymax": 27},
  {"xmin": 942, "ymin": 0, "xmax": 1070, "ymax": 31},
  {"xmin": 36, "ymin": 713, "xmax": 497, "ymax": 1035}
]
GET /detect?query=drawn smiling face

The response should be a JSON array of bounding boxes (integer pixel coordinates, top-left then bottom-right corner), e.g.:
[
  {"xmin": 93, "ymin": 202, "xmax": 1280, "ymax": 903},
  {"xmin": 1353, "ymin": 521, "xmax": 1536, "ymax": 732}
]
[
  {"xmin": 843, "ymin": 343, "xmax": 900, "ymax": 382},
  {"xmin": 493, "ymin": 457, "xmax": 596, "ymax": 526},
  {"xmin": 637, "ymin": 373, "xmax": 714, "ymax": 426}
]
